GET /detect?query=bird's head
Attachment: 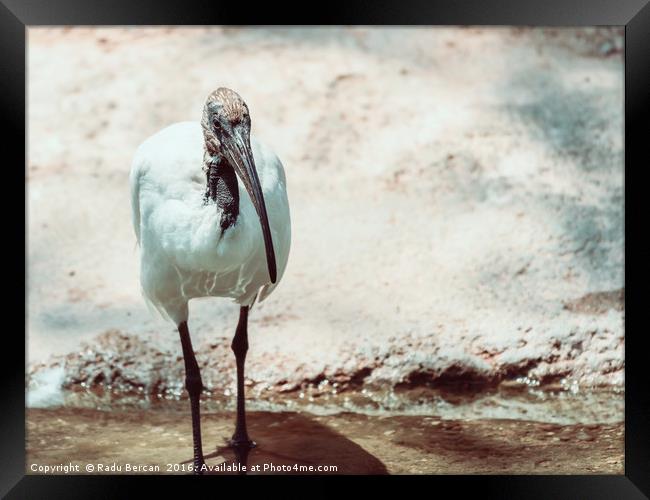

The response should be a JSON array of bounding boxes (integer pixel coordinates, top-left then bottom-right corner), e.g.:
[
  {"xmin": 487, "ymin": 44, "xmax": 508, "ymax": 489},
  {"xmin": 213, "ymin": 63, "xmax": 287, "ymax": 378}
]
[
  {"xmin": 201, "ymin": 87, "xmax": 251, "ymax": 157},
  {"xmin": 201, "ymin": 87, "xmax": 277, "ymax": 284}
]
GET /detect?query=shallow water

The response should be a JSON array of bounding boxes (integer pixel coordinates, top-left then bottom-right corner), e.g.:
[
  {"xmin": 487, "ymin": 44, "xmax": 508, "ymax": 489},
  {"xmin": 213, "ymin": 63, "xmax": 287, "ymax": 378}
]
[
  {"xmin": 29, "ymin": 381, "xmax": 624, "ymax": 426},
  {"xmin": 26, "ymin": 374, "xmax": 624, "ymax": 474}
]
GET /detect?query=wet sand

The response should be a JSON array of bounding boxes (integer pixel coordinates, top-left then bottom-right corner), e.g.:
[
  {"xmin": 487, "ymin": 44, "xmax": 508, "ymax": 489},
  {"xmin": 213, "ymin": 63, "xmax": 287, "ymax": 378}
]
[{"xmin": 27, "ymin": 408, "xmax": 623, "ymax": 475}]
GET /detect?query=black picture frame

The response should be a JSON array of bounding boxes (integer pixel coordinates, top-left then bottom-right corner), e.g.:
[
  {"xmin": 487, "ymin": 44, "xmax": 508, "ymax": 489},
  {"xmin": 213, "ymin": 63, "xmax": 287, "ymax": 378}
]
[{"xmin": 3, "ymin": 0, "xmax": 648, "ymax": 497}]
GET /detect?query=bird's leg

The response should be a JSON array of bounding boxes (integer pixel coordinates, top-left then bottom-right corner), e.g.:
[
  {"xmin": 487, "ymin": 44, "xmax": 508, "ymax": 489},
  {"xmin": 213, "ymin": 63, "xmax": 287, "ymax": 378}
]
[
  {"xmin": 229, "ymin": 306, "xmax": 255, "ymax": 449},
  {"xmin": 178, "ymin": 321, "xmax": 206, "ymax": 474}
]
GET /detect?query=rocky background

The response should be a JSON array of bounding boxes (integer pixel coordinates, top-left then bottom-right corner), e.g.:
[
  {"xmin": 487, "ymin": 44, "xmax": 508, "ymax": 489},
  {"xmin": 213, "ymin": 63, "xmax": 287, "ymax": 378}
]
[{"xmin": 27, "ymin": 27, "xmax": 624, "ymax": 407}]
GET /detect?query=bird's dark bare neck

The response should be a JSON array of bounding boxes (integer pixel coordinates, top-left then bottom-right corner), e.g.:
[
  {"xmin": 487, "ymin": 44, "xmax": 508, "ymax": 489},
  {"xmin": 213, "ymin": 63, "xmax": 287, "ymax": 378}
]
[{"xmin": 204, "ymin": 157, "xmax": 239, "ymax": 231}]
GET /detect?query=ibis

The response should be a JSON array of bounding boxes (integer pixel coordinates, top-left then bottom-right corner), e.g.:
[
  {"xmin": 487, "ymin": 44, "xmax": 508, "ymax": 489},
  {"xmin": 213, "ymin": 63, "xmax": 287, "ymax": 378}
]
[{"xmin": 129, "ymin": 88, "xmax": 291, "ymax": 473}]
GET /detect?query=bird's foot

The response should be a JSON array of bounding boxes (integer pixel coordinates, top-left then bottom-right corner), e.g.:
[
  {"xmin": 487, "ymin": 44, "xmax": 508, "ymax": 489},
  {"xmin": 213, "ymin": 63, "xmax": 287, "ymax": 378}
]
[
  {"xmin": 227, "ymin": 436, "xmax": 255, "ymax": 472},
  {"xmin": 228, "ymin": 436, "xmax": 256, "ymax": 449},
  {"xmin": 193, "ymin": 458, "xmax": 206, "ymax": 475}
]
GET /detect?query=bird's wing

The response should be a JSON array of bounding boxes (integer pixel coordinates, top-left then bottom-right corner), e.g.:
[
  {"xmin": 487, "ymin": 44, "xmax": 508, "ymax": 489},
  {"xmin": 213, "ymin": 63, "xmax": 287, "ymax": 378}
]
[
  {"xmin": 130, "ymin": 122, "xmax": 204, "ymax": 247},
  {"xmin": 129, "ymin": 151, "xmax": 145, "ymax": 245},
  {"xmin": 253, "ymin": 140, "xmax": 292, "ymax": 304}
]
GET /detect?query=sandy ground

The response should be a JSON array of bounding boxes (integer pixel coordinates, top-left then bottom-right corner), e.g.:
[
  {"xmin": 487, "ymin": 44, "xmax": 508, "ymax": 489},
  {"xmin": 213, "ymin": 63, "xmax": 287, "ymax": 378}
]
[
  {"xmin": 26, "ymin": 408, "xmax": 623, "ymax": 475},
  {"xmin": 27, "ymin": 27, "xmax": 624, "ymax": 402},
  {"xmin": 25, "ymin": 28, "xmax": 625, "ymax": 474}
]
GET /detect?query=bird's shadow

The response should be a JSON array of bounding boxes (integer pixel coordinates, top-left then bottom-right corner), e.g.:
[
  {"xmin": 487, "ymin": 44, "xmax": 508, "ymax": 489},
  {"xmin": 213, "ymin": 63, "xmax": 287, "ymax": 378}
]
[{"xmin": 192, "ymin": 412, "xmax": 388, "ymax": 475}]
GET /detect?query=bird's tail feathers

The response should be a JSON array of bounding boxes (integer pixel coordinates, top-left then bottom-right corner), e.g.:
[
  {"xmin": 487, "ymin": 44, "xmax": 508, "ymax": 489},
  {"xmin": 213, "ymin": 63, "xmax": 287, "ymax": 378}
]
[
  {"xmin": 141, "ymin": 287, "xmax": 173, "ymax": 324},
  {"xmin": 257, "ymin": 282, "xmax": 276, "ymax": 304},
  {"xmin": 249, "ymin": 291, "xmax": 259, "ymax": 311}
]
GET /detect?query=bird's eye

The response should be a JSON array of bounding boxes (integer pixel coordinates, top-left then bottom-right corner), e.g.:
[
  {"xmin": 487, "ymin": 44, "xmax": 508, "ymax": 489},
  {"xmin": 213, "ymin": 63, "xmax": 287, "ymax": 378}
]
[{"xmin": 212, "ymin": 119, "xmax": 222, "ymax": 131}]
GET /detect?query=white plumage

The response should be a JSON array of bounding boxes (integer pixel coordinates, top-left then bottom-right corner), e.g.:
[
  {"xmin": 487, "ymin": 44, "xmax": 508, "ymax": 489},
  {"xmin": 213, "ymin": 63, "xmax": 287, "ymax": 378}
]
[
  {"xmin": 130, "ymin": 121, "xmax": 291, "ymax": 325},
  {"xmin": 129, "ymin": 88, "xmax": 290, "ymax": 469}
]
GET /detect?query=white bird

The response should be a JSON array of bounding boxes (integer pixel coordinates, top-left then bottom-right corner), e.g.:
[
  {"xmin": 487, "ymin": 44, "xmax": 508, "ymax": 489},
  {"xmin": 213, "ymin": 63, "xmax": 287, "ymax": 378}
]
[{"xmin": 129, "ymin": 88, "xmax": 291, "ymax": 473}]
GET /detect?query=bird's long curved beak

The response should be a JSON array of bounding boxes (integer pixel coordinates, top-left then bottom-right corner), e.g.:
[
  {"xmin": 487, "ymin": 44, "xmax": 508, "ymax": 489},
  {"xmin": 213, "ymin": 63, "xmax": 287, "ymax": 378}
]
[{"xmin": 224, "ymin": 131, "xmax": 277, "ymax": 284}]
